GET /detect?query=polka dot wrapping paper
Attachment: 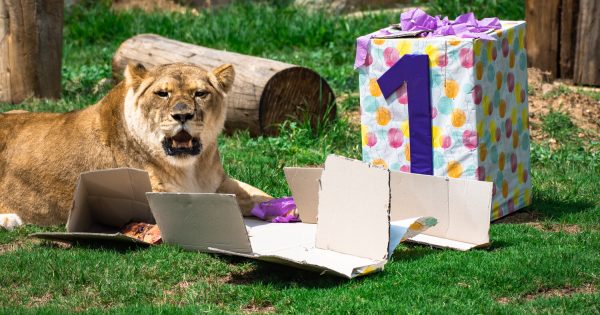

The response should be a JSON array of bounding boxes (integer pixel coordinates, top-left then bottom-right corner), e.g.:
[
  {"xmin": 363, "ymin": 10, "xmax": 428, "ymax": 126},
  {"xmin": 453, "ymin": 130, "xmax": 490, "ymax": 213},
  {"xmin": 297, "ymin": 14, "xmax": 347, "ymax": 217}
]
[{"xmin": 357, "ymin": 21, "xmax": 531, "ymax": 220}]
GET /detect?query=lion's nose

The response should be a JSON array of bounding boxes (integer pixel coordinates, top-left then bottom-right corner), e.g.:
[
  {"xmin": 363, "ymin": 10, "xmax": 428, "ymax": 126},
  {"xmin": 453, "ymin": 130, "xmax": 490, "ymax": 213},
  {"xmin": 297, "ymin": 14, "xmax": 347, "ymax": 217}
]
[
  {"xmin": 171, "ymin": 103, "xmax": 195, "ymax": 123},
  {"xmin": 171, "ymin": 112, "xmax": 194, "ymax": 123}
]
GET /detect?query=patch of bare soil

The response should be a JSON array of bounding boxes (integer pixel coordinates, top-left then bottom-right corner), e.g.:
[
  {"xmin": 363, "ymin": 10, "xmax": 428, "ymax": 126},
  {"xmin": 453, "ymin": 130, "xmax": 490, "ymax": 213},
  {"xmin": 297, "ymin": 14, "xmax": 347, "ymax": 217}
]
[
  {"xmin": 494, "ymin": 210, "xmax": 581, "ymax": 233},
  {"xmin": 160, "ymin": 280, "xmax": 194, "ymax": 305},
  {"xmin": 111, "ymin": 0, "xmax": 231, "ymax": 12},
  {"xmin": 218, "ymin": 270, "xmax": 259, "ymax": 285},
  {"xmin": 241, "ymin": 301, "xmax": 276, "ymax": 314},
  {"xmin": 27, "ymin": 293, "xmax": 53, "ymax": 307},
  {"xmin": 494, "ymin": 210, "xmax": 542, "ymax": 224},
  {"xmin": 498, "ymin": 283, "xmax": 597, "ymax": 304},
  {"xmin": 0, "ymin": 239, "xmax": 35, "ymax": 254},
  {"xmin": 525, "ymin": 222, "xmax": 582, "ymax": 234},
  {"xmin": 112, "ymin": 0, "xmax": 188, "ymax": 12},
  {"xmin": 528, "ymin": 68, "xmax": 600, "ymax": 142}
]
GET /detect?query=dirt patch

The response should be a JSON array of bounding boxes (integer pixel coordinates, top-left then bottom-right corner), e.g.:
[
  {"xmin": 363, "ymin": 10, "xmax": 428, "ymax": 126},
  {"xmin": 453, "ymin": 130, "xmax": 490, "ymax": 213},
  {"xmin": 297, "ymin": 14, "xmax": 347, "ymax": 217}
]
[
  {"xmin": 494, "ymin": 210, "xmax": 542, "ymax": 224},
  {"xmin": 27, "ymin": 293, "xmax": 53, "ymax": 307},
  {"xmin": 0, "ymin": 239, "xmax": 33, "ymax": 254},
  {"xmin": 112, "ymin": 0, "xmax": 188, "ymax": 12},
  {"xmin": 527, "ymin": 68, "xmax": 600, "ymax": 142},
  {"xmin": 525, "ymin": 283, "xmax": 597, "ymax": 300},
  {"xmin": 219, "ymin": 270, "xmax": 259, "ymax": 285},
  {"xmin": 111, "ymin": 0, "xmax": 230, "ymax": 12},
  {"xmin": 498, "ymin": 283, "xmax": 597, "ymax": 304},
  {"xmin": 494, "ymin": 210, "xmax": 581, "ymax": 233},
  {"xmin": 163, "ymin": 280, "xmax": 192, "ymax": 295},
  {"xmin": 241, "ymin": 301, "xmax": 276, "ymax": 314},
  {"xmin": 525, "ymin": 222, "xmax": 582, "ymax": 234}
]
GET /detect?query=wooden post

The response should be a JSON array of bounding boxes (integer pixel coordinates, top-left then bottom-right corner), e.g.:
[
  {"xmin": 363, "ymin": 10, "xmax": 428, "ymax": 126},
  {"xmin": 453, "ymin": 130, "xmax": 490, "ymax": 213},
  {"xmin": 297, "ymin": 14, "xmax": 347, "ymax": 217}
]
[
  {"xmin": 525, "ymin": 0, "xmax": 561, "ymax": 79},
  {"xmin": 574, "ymin": 0, "xmax": 600, "ymax": 85},
  {"xmin": 526, "ymin": 0, "xmax": 599, "ymax": 85},
  {"xmin": 559, "ymin": 0, "xmax": 578, "ymax": 79},
  {"xmin": 113, "ymin": 34, "xmax": 336, "ymax": 136},
  {"xmin": 0, "ymin": 0, "xmax": 63, "ymax": 104}
]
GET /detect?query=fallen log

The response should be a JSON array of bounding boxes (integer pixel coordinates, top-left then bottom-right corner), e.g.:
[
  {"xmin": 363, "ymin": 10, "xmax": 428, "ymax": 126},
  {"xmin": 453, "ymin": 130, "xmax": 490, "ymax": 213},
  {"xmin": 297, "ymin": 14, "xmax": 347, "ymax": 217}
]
[{"xmin": 112, "ymin": 34, "xmax": 336, "ymax": 135}]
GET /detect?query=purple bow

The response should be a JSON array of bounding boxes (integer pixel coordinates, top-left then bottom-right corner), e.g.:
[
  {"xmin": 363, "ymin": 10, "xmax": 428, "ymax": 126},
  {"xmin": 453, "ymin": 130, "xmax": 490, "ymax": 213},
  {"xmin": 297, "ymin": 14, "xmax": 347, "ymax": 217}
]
[
  {"xmin": 355, "ymin": 9, "xmax": 502, "ymax": 68},
  {"xmin": 251, "ymin": 197, "xmax": 300, "ymax": 223}
]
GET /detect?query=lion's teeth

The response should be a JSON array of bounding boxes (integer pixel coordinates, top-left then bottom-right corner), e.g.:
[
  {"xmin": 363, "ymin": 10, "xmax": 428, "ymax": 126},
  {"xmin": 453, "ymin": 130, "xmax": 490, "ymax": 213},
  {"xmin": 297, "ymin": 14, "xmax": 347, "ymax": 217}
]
[{"xmin": 186, "ymin": 140, "xmax": 192, "ymax": 147}]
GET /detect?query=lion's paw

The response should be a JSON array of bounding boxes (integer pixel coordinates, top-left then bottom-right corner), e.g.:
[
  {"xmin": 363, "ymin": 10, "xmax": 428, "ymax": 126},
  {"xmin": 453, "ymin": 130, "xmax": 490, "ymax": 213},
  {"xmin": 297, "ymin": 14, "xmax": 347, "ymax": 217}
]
[{"xmin": 0, "ymin": 214, "xmax": 23, "ymax": 231}]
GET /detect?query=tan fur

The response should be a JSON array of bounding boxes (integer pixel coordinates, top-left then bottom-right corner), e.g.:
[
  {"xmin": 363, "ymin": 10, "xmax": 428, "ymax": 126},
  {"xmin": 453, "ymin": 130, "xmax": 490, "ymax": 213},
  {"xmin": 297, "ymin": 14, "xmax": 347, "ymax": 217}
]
[{"xmin": 0, "ymin": 63, "xmax": 271, "ymax": 226}]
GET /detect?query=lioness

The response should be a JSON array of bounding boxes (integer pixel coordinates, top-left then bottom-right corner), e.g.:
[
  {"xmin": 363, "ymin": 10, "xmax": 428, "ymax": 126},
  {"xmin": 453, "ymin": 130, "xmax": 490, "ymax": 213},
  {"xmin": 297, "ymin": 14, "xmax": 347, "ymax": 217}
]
[{"xmin": 0, "ymin": 63, "xmax": 272, "ymax": 229}]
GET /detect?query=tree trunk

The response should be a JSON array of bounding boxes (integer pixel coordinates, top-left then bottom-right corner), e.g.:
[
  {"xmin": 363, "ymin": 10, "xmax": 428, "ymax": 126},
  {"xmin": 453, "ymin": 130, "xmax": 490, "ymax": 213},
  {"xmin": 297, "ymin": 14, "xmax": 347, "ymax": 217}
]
[
  {"xmin": 574, "ymin": 0, "xmax": 600, "ymax": 85},
  {"xmin": 112, "ymin": 34, "xmax": 336, "ymax": 136},
  {"xmin": 0, "ymin": 0, "xmax": 63, "ymax": 104}
]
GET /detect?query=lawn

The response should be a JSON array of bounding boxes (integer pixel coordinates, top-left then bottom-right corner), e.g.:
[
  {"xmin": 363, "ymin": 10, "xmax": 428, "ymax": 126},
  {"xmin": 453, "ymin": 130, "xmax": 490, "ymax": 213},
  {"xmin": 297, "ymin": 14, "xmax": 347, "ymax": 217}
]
[{"xmin": 1, "ymin": 1, "xmax": 599, "ymax": 313}]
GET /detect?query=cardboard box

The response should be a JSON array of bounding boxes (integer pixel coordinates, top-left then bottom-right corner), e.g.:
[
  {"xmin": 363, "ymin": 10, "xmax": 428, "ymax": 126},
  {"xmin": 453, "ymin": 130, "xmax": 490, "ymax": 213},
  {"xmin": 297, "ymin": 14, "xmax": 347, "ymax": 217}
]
[
  {"xmin": 286, "ymin": 159, "xmax": 493, "ymax": 251},
  {"xmin": 32, "ymin": 168, "xmax": 156, "ymax": 244},
  {"xmin": 357, "ymin": 21, "xmax": 531, "ymax": 220},
  {"xmin": 32, "ymin": 155, "xmax": 493, "ymax": 277}
]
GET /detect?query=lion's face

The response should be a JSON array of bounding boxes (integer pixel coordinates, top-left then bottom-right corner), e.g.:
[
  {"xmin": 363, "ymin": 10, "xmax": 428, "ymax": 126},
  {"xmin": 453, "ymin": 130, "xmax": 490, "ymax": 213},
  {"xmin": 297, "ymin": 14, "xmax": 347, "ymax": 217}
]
[{"xmin": 122, "ymin": 63, "xmax": 234, "ymax": 166}]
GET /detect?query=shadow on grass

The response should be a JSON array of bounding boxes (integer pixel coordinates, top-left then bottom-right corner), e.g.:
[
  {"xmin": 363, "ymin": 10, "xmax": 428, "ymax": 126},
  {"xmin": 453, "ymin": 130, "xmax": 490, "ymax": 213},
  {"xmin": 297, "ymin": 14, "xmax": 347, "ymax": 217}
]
[
  {"xmin": 214, "ymin": 245, "xmax": 435, "ymax": 288},
  {"xmin": 217, "ymin": 256, "xmax": 348, "ymax": 288},
  {"xmin": 494, "ymin": 197, "xmax": 596, "ymax": 225},
  {"xmin": 37, "ymin": 239, "xmax": 149, "ymax": 253}
]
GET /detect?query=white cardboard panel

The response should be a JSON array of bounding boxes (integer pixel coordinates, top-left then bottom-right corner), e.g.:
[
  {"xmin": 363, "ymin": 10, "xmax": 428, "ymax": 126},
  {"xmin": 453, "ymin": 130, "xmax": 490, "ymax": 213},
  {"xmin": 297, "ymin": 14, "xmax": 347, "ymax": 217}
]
[
  {"xmin": 446, "ymin": 179, "xmax": 492, "ymax": 245},
  {"xmin": 146, "ymin": 193, "xmax": 253, "ymax": 254},
  {"xmin": 389, "ymin": 171, "xmax": 450, "ymax": 236},
  {"xmin": 244, "ymin": 218, "xmax": 316, "ymax": 255},
  {"xmin": 315, "ymin": 155, "xmax": 390, "ymax": 261},
  {"xmin": 283, "ymin": 167, "xmax": 323, "ymax": 224},
  {"xmin": 389, "ymin": 169, "xmax": 492, "ymax": 249}
]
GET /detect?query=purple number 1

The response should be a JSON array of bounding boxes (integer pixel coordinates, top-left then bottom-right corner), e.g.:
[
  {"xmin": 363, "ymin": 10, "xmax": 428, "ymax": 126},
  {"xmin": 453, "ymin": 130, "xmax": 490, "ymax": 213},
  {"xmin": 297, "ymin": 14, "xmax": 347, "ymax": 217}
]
[{"xmin": 376, "ymin": 54, "xmax": 433, "ymax": 175}]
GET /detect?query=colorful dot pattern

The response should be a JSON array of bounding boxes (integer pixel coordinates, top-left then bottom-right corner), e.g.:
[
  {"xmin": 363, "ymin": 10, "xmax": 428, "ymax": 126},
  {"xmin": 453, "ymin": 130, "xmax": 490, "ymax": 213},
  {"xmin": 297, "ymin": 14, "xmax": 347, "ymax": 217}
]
[{"xmin": 358, "ymin": 21, "xmax": 531, "ymax": 220}]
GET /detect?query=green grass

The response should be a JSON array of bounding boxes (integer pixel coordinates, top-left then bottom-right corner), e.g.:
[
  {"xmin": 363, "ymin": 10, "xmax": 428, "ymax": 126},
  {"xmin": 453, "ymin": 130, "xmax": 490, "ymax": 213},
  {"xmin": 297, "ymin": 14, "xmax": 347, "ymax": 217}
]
[{"xmin": 1, "ymin": 1, "xmax": 599, "ymax": 313}]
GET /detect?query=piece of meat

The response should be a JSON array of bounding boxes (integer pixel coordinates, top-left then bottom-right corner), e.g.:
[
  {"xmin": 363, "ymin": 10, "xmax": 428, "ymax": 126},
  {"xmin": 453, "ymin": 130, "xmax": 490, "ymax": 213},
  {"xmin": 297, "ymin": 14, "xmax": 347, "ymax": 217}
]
[{"xmin": 120, "ymin": 222, "xmax": 162, "ymax": 244}]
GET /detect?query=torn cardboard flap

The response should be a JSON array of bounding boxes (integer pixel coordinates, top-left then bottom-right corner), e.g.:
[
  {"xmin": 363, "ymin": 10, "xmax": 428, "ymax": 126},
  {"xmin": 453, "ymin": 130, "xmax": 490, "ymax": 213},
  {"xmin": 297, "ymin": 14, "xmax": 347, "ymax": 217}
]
[{"xmin": 147, "ymin": 155, "xmax": 436, "ymax": 278}]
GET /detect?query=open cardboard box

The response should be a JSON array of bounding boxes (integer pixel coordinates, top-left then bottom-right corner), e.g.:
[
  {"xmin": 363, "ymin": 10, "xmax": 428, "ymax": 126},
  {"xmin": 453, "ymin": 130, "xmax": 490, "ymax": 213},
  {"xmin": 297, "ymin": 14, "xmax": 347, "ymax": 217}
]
[
  {"xmin": 286, "ymin": 159, "xmax": 494, "ymax": 251},
  {"xmin": 32, "ymin": 155, "xmax": 493, "ymax": 278}
]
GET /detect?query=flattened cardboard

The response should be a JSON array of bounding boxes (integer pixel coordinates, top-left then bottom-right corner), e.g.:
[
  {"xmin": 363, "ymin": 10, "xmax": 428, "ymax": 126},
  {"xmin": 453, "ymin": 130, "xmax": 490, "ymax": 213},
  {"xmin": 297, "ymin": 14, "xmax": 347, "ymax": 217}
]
[
  {"xmin": 31, "ymin": 168, "xmax": 155, "ymax": 244},
  {"xmin": 148, "ymin": 155, "xmax": 435, "ymax": 278}
]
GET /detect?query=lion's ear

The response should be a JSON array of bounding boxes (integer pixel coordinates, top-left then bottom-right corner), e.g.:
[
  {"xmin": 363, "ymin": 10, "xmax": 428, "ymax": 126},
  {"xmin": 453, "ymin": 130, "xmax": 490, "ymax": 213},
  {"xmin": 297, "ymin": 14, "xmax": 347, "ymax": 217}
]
[
  {"xmin": 212, "ymin": 64, "xmax": 235, "ymax": 93},
  {"xmin": 124, "ymin": 63, "xmax": 148, "ymax": 87}
]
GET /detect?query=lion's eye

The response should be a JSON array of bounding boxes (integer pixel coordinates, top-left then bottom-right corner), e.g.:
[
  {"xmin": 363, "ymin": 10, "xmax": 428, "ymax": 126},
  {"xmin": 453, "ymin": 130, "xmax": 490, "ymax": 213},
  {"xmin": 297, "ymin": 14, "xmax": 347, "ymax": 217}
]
[
  {"xmin": 194, "ymin": 91, "xmax": 209, "ymax": 98},
  {"xmin": 155, "ymin": 91, "xmax": 169, "ymax": 98}
]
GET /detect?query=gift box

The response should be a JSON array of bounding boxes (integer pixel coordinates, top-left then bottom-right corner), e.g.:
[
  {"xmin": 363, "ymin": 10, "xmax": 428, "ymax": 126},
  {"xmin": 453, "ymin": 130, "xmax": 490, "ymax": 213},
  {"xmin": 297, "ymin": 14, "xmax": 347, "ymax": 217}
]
[{"xmin": 356, "ymin": 10, "xmax": 531, "ymax": 220}]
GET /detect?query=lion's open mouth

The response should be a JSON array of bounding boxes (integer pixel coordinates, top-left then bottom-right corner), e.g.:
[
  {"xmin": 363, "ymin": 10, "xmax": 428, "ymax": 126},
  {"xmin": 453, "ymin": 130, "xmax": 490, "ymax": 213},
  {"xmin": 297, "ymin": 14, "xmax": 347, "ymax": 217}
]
[{"xmin": 162, "ymin": 130, "xmax": 202, "ymax": 156}]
